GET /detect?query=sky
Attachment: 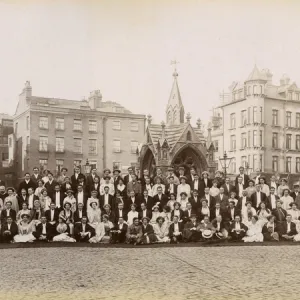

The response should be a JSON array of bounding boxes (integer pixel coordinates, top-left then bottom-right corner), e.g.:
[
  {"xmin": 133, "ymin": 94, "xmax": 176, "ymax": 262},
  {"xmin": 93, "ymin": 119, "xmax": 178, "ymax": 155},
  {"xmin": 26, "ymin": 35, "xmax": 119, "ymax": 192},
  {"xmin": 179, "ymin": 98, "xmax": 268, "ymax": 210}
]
[{"xmin": 0, "ymin": 0, "xmax": 300, "ymax": 127}]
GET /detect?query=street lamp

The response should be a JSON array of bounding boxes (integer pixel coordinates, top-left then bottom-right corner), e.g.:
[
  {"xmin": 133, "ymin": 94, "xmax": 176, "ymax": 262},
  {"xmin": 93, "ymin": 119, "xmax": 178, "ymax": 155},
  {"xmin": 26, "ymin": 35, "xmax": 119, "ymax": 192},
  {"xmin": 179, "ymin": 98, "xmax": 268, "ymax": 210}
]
[
  {"xmin": 83, "ymin": 159, "xmax": 92, "ymax": 175},
  {"xmin": 219, "ymin": 151, "xmax": 233, "ymax": 179}
]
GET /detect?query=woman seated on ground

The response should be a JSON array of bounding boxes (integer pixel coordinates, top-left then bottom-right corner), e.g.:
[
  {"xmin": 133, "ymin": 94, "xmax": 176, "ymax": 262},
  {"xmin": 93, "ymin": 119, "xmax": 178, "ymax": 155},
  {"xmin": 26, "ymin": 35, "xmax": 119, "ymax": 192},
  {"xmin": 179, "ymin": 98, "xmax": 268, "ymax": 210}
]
[
  {"xmin": 150, "ymin": 205, "xmax": 161, "ymax": 225},
  {"xmin": 127, "ymin": 204, "xmax": 139, "ymax": 226},
  {"xmin": 39, "ymin": 189, "xmax": 52, "ymax": 211},
  {"xmin": 153, "ymin": 216, "xmax": 170, "ymax": 243},
  {"xmin": 87, "ymin": 201, "xmax": 102, "ymax": 228},
  {"xmin": 242, "ymin": 216, "xmax": 263, "ymax": 243},
  {"xmin": 16, "ymin": 202, "xmax": 31, "ymax": 224},
  {"xmin": 167, "ymin": 193, "xmax": 176, "ymax": 211},
  {"xmin": 89, "ymin": 214, "xmax": 114, "ymax": 243},
  {"xmin": 209, "ymin": 180, "xmax": 220, "ymax": 197},
  {"xmin": 59, "ymin": 202, "xmax": 74, "ymax": 235},
  {"xmin": 34, "ymin": 180, "xmax": 44, "ymax": 198},
  {"xmin": 30, "ymin": 199, "xmax": 44, "ymax": 227},
  {"xmin": 5, "ymin": 188, "xmax": 19, "ymax": 212},
  {"xmin": 14, "ymin": 213, "xmax": 36, "ymax": 243},
  {"xmin": 171, "ymin": 202, "xmax": 184, "ymax": 222},
  {"xmin": 242, "ymin": 201, "xmax": 257, "ymax": 226},
  {"xmin": 160, "ymin": 205, "xmax": 171, "ymax": 225},
  {"xmin": 140, "ymin": 217, "xmax": 157, "ymax": 245},
  {"xmin": 52, "ymin": 216, "xmax": 76, "ymax": 242},
  {"xmin": 126, "ymin": 217, "xmax": 142, "ymax": 245},
  {"xmin": 262, "ymin": 215, "xmax": 279, "ymax": 241},
  {"xmin": 102, "ymin": 204, "xmax": 115, "ymax": 223},
  {"xmin": 256, "ymin": 202, "xmax": 271, "ymax": 227}
]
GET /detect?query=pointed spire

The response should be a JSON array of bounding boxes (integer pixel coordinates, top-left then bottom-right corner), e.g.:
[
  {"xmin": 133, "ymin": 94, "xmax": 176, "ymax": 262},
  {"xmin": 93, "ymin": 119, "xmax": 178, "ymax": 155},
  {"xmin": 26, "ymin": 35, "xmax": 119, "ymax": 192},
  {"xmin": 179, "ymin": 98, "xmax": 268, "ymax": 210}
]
[{"xmin": 246, "ymin": 65, "xmax": 267, "ymax": 82}]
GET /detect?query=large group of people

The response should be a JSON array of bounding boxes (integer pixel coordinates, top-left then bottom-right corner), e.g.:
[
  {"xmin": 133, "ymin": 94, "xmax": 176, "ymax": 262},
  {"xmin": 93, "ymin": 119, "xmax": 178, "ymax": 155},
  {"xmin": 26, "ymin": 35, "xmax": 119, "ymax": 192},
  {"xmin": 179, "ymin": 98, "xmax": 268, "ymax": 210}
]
[{"xmin": 0, "ymin": 165, "xmax": 300, "ymax": 245}]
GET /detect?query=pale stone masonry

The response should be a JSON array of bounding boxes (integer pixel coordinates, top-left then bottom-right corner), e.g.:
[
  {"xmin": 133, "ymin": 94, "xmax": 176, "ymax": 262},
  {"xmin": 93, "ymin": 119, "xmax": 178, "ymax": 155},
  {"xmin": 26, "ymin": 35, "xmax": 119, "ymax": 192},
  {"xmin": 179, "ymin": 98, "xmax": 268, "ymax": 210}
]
[{"xmin": 10, "ymin": 82, "xmax": 145, "ymax": 179}]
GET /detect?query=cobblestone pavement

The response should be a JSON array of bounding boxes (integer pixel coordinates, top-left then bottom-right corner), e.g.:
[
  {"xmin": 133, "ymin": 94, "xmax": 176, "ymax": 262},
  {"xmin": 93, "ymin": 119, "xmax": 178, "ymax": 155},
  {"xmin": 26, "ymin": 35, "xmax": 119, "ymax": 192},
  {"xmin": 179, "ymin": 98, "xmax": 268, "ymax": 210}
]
[{"xmin": 1, "ymin": 245, "xmax": 300, "ymax": 300}]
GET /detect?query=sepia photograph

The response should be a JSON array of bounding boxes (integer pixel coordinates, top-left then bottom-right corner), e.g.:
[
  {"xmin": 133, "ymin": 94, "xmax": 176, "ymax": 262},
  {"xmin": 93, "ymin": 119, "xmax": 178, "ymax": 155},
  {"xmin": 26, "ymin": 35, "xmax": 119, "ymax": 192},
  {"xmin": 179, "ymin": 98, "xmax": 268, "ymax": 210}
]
[{"xmin": 0, "ymin": 0, "xmax": 300, "ymax": 299}]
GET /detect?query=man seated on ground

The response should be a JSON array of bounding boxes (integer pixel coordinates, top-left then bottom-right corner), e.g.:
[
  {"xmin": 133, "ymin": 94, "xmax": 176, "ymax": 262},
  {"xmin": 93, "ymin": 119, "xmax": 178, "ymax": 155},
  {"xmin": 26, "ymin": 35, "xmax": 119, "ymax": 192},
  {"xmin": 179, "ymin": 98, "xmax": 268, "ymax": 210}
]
[
  {"xmin": 169, "ymin": 215, "xmax": 184, "ymax": 243},
  {"xmin": 262, "ymin": 215, "xmax": 279, "ymax": 241},
  {"xmin": 126, "ymin": 217, "xmax": 142, "ymax": 245},
  {"xmin": 279, "ymin": 214, "xmax": 297, "ymax": 241},
  {"xmin": 182, "ymin": 214, "xmax": 199, "ymax": 242},
  {"xmin": 33, "ymin": 216, "xmax": 53, "ymax": 242},
  {"xmin": 111, "ymin": 216, "xmax": 128, "ymax": 244},
  {"xmin": 197, "ymin": 215, "xmax": 216, "ymax": 241},
  {"xmin": 1, "ymin": 216, "xmax": 18, "ymax": 243},
  {"xmin": 212, "ymin": 215, "xmax": 228, "ymax": 240},
  {"xmin": 74, "ymin": 216, "xmax": 95, "ymax": 242},
  {"xmin": 229, "ymin": 215, "xmax": 248, "ymax": 242}
]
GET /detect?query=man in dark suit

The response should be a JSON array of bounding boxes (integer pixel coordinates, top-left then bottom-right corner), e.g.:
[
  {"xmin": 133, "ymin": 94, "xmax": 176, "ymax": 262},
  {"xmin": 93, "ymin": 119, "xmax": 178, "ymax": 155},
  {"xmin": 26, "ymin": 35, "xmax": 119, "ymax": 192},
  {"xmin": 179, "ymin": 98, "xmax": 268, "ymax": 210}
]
[
  {"xmin": 1, "ymin": 216, "xmax": 18, "ymax": 242},
  {"xmin": 27, "ymin": 187, "xmax": 39, "ymax": 210},
  {"xmin": 140, "ymin": 190, "xmax": 154, "ymax": 210},
  {"xmin": 200, "ymin": 171, "xmax": 212, "ymax": 189},
  {"xmin": 86, "ymin": 167, "xmax": 100, "ymax": 192},
  {"xmin": 226, "ymin": 201, "xmax": 240, "ymax": 223},
  {"xmin": 111, "ymin": 216, "xmax": 128, "ymax": 243},
  {"xmin": 138, "ymin": 202, "xmax": 152, "ymax": 220},
  {"xmin": 123, "ymin": 167, "xmax": 134, "ymax": 186},
  {"xmin": 266, "ymin": 186, "xmax": 280, "ymax": 210},
  {"xmin": 279, "ymin": 214, "xmax": 297, "ymax": 240},
  {"xmin": 18, "ymin": 189, "xmax": 28, "ymax": 208},
  {"xmin": 188, "ymin": 189, "xmax": 201, "ymax": 213},
  {"xmin": 31, "ymin": 167, "xmax": 42, "ymax": 185},
  {"xmin": 71, "ymin": 167, "xmax": 85, "ymax": 191},
  {"xmin": 33, "ymin": 216, "xmax": 53, "ymax": 242},
  {"xmin": 100, "ymin": 186, "xmax": 114, "ymax": 210},
  {"xmin": 74, "ymin": 216, "xmax": 95, "ymax": 242},
  {"xmin": 229, "ymin": 215, "xmax": 248, "ymax": 241},
  {"xmin": 52, "ymin": 184, "xmax": 64, "ymax": 211},
  {"xmin": 183, "ymin": 202, "xmax": 196, "ymax": 223},
  {"xmin": 153, "ymin": 186, "xmax": 168, "ymax": 210},
  {"xmin": 44, "ymin": 172, "xmax": 58, "ymax": 200},
  {"xmin": 0, "ymin": 186, "xmax": 8, "ymax": 203},
  {"xmin": 272, "ymin": 200, "xmax": 287, "ymax": 227},
  {"xmin": 190, "ymin": 173, "xmax": 201, "ymax": 192},
  {"xmin": 210, "ymin": 202, "xmax": 227, "ymax": 220},
  {"xmin": 169, "ymin": 215, "xmax": 184, "ymax": 243},
  {"xmin": 140, "ymin": 169, "xmax": 154, "ymax": 186},
  {"xmin": 75, "ymin": 184, "xmax": 88, "ymax": 209},
  {"xmin": 165, "ymin": 176, "xmax": 178, "ymax": 197},
  {"xmin": 18, "ymin": 173, "xmax": 37, "ymax": 196},
  {"xmin": 114, "ymin": 202, "xmax": 127, "ymax": 224},
  {"xmin": 251, "ymin": 184, "xmax": 267, "ymax": 209},
  {"xmin": 237, "ymin": 189, "xmax": 251, "ymax": 211},
  {"xmin": 222, "ymin": 177, "xmax": 236, "ymax": 197},
  {"xmin": 112, "ymin": 169, "xmax": 123, "ymax": 189},
  {"xmin": 45, "ymin": 203, "xmax": 60, "ymax": 224},
  {"xmin": 235, "ymin": 176, "xmax": 245, "ymax": 199},
  {"xmin": 290, "ymin": 183, "xmax": 300, "ymax": 201},
  {"xmin": 88, "ymin": 176, "xmax": 100, "ymax": 197},
  {"xmin": 126, "ymin": 190, "xmax": 141, "ymax": 211},
  {"xmin": 214, "ymin": 187, "xmax": 229, "ymax": 210},
  {"xmin": 201, "ymin": 187, "xmax": 215, "ymax": 210},
  {"xmin": 74, "ymin": 203, "xmax": 87, "ymax": 223},
  {"xmin": 235, "ymin": 166, "xmax": 250, "ymax": 188},
  {"xmin": 1, "ymin": 201, "xmax": 17, "ymax": 223}
]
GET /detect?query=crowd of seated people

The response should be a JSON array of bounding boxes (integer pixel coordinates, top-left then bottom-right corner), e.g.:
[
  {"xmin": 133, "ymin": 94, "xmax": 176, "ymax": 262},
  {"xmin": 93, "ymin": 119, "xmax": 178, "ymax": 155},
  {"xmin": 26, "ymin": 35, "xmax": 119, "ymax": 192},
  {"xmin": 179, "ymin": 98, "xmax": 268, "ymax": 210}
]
[{"xmin": 1, "ymin": 165, "xmax": 300, "ymax": 245}]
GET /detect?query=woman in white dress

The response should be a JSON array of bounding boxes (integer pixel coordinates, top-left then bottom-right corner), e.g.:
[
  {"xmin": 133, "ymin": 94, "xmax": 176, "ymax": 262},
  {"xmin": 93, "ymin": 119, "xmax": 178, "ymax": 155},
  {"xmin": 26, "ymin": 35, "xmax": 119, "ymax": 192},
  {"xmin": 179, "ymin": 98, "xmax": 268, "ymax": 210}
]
[
  {"xmin": 242, "ymin": 201, "xmax": 257, "ymax": 227},
  {"xmin": 52, "ymin": 216, "xmax": 76, "ymax": 242},
  {"xmin": 153, "ymin": 216, "xmax": 170, "ymax": 243},
  {"xmin": 34, "ymin": 180, "xmax": 45, "ymax": 198},
  {"xmin": 167, "ymin": 193, "xmax": 176, "ymax": 211},
  {"xmin": 14, "ymin": 214, "xmax": 36, "ymax": 243},
  {"xmin": 179, "ymin": 192, "xmax": 189, "ymax": 211},
  {"xmin": 39, "ymin": 189, "xmax": 52, "ymax": 211},
  {"xmin": 209, "ymin": 180, "xmax": 220, "ymax": 197},
  {"xmin": 256, "ymin": 202, "xmax": 271, "ymax": 227},
  {"xmin": 243, "ymin": 216, "xmax": 264, "ymax": 242},
  {"xmin": 127, "ymin": 204, "xmax": 139, "ymax": 226},
  {"xmin": 16, "ymin": 202, "xmax": 31, "ymax": 224},
  {"xmin": 89, "ymin": 214, "xmax": 114, "ymax": 243},
  {"xmin": 5, "ymin": 188, "xmax": 19, "ymax": 212},
  {"xmin": 87, "ymin": 201, "xmax": 102, "ymax": 228},
  {"xmin": 63, "ymin": 190, "xmax": 77, "ymax": 213},
  {"xmin": 281, "ymin": 189, "xmax": 294, "ymax": 211},
  {"xmin": 152, "ymin": 177, "xmax": 166, "ymax": 197},
  {"xmin": 176, "ymin": 177, "xmax": 191, "ymax": 201},
  {"xmin": 150, "ymin": 205, "xmax": 161, "ymax": 226}
]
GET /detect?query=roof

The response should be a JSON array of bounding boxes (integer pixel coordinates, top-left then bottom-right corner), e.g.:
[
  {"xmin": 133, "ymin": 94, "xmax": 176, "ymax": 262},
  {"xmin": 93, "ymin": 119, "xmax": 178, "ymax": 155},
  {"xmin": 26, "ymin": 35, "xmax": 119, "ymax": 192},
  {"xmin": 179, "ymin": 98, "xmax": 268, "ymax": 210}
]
[
  {"xmin": 246, "ymin": 65, "xmax": 267, "ymax": 82},
  {"xmin": 0, "ymin": 113, "xmax": 13, "ymax": 121},
  {"xmin": 148, "ymin": 122, "xmax": 205, "ymax": 151}
]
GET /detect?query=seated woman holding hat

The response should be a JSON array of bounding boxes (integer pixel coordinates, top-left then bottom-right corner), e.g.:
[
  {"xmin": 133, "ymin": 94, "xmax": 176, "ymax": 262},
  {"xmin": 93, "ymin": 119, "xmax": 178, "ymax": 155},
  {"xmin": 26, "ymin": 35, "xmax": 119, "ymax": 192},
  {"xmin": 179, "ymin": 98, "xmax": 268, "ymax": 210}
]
[
  {"xmin": 153, "ymin": 216, "xmax": 170, "ymax": 243},
  {"xmin": 242, "ymin": 215, "xmax": 263, "ymax": 243},
  {"xmin": 52, "ymin": 216, "xmax": 76, "ymax": 242},
  {"xmin": 59, "ymin": 202, "xmax": 74, "ymax": 235},
  {"xmin": 140, "ymin": 217, "xmax": 157, "ymax": 244},
  {"xmin": 177, "ymin": 176, "xmax": 191, "ymax": 201},
  {"xmin": 13, "ymin": 213, "xmax": 36, "ymax": 243},
  {"xmin": 89, "ymin": 214, "xmax": 114, "ymax": 243}
]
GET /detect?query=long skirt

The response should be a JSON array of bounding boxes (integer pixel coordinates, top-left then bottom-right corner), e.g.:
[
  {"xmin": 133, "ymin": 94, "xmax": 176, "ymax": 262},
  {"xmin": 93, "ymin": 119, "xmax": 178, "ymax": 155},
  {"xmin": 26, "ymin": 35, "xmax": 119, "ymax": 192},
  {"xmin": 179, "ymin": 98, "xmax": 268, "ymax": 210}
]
[
  {"xmin": 14, "ymin": 233, "xmax": 36, "ymax": 243},
  {"xmin": 156, "ymin": 235, "xmax": 170, "ymax": 243},
  {"xmin": 53, "ymin": 233, "xmax": 76, "ymax": 242},
  {"xmin": 243, "ymin": 233, "xmax": 264, "ymax": 242}
]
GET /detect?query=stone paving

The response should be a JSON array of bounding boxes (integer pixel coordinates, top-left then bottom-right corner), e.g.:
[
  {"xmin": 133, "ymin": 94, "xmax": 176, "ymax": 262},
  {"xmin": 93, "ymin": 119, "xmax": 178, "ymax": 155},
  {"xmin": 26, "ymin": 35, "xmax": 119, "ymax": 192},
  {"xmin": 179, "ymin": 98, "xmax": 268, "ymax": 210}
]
[{"xmin": 1, "ymin": 245, "xmax": 300, "ymax": 300}]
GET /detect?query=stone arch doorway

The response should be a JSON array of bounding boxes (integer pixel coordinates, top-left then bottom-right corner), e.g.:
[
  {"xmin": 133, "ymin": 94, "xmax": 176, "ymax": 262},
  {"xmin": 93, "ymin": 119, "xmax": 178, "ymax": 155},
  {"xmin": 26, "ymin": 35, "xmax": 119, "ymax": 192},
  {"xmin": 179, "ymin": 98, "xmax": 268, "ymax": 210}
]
[
  {"xmin": 140, "ymin": 148, "xmax": 156, "ymax": 177},
  {"xmin": 171, "ymin": 145, "xmax": 207, "ymax": 176}
]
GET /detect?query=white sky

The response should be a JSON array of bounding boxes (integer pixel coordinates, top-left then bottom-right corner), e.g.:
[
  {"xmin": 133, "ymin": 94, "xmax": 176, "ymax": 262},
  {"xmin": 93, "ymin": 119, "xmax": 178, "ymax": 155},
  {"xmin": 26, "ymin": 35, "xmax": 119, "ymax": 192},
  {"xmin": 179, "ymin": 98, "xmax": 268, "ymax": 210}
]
[{"xmin": 0, "ymin": 0, "xmax": 300, "ymax": 126}]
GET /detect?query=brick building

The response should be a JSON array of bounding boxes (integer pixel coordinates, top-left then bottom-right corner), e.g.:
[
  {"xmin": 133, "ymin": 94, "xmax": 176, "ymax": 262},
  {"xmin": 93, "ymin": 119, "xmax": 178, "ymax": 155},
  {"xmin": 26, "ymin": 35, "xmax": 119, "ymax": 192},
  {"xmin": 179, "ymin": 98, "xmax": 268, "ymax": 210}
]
[
  {"xmin": 210, "ymin": 65, "xmax": 300, "ymax": 177},
  {"xmin": 10, "ymin": 82, "xmax": 145, "ymax": 180}
]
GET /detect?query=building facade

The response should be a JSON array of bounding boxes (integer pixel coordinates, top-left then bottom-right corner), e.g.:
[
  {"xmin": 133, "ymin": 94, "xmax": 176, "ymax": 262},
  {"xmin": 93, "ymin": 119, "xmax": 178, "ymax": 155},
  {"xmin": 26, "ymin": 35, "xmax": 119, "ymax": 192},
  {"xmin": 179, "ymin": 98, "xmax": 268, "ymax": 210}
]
[
  {"xmin": 139, "ymin": 70, "xmax": 215, "ymax": 176},
  {"xmin": 10, "ymin": 82, "xmax": 145, "ymax": 180},
  {"xmin": 210, "ymin": 66, "xmax": 300, "ymax": 176}
]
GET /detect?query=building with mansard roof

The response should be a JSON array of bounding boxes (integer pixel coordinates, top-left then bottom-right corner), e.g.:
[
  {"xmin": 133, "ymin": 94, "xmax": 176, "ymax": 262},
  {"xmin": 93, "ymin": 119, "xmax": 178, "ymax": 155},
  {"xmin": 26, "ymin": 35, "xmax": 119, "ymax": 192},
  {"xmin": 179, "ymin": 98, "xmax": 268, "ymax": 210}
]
[{"xmin": 138, "ymin": 70, "xmax": 215, "ymax": 177}]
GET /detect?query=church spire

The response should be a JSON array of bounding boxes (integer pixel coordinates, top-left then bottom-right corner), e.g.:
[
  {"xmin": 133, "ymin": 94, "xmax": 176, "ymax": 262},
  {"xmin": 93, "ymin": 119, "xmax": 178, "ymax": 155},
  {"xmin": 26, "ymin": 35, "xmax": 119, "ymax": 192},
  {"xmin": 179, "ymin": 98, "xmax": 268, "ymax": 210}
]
[{"xmin": 166, "ymin": 61, "xmax": 185, "ymax": 125}]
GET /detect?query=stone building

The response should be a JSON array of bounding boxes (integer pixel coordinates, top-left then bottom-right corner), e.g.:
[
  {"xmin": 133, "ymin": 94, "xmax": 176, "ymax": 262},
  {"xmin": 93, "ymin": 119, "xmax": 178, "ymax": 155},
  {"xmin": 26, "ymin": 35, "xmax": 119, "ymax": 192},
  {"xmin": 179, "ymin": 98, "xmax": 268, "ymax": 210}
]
[
  {"xmin": 10, "ymin": 82, "xmax": 145, "ymax": 180},
  {"xmin": 139, "ymin": 70, "xmax": 215, "ymax": 176},
  {"xmin": 210, "ymin": 65, "xmax": 300, "ymax": 178}
]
